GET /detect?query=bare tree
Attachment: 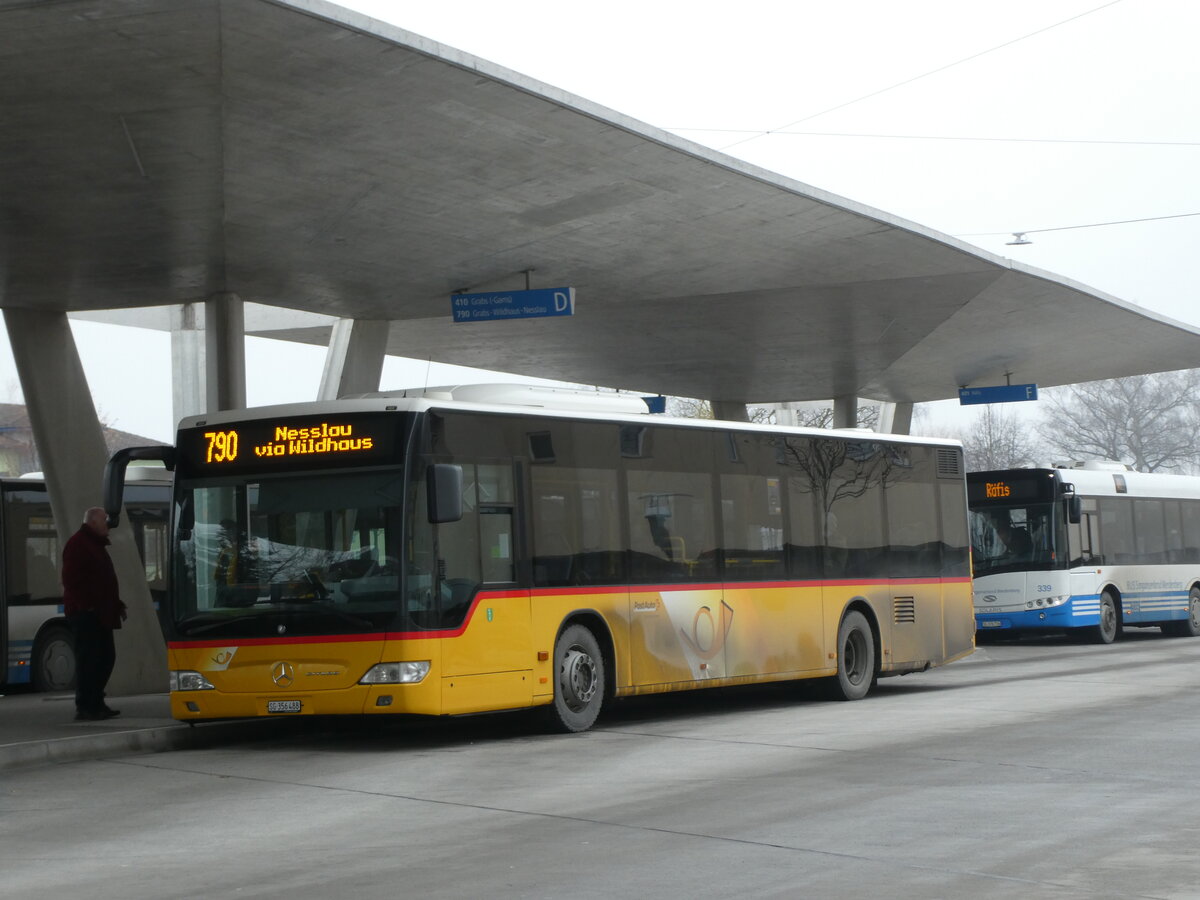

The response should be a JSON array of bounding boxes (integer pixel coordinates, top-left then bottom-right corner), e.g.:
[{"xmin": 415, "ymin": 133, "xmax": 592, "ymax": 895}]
[
  {"xmin": 667, "ymin": 396, "xmax": 714, "ymax": 419},
  {"xmin": 788, "ymin": 404, "xmax": 880, "ymax": 430},
  {"xmin": 1036, "ymin": 370, "xmax": 1200, "ymax": 473},
  {"xmin": 665, "ymin": 398, "xmax": 778, "ymax": 424},
  {"xmin": 959, "ymin": 404, "xmax": 1043, "ymax": 471}
]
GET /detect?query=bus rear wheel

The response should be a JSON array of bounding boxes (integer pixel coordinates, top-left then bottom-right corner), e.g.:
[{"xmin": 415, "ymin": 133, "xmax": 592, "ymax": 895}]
[
  {"xmin": 546, "ymin": 624, "xmax": 606, "ymax": 733},
  {"xmin": 1093, "ymin": 591, "xmax": 1119, "ymax": 644},
  {"xmin": 1163, "ymin": 586, "xmax": 1200, "ymax": 637},
  {"xmin": 830, "ymin": 610, "xmax": 875, "ymax": 701},
  {"xmin": 32, "ymin": 625, "xmax": 76, "ymax": 692}
]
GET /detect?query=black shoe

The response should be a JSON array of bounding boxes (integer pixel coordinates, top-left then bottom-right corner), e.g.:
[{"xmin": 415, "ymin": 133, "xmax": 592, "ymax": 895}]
[
  {"xmin": 75, "ymin": 709, "xmax": 105, "ymax": 721},
  {"xmin": 100, "ymin": 705, "xmax": 121, "ymax": 718}
]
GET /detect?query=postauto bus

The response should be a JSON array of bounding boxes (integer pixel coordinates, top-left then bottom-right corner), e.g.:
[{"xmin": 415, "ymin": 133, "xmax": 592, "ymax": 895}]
[
  {"xmin": 968, "ymin": 463, "xmax": 1200, "ymax": 643},
  {"xmin": 104, "ymin": 385, "xmax": 976, "ymax": 732}
]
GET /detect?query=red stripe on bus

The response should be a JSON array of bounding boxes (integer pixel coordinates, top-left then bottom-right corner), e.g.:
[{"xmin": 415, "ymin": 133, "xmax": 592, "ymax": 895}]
[{"xmin": 169, "ymin": 575, "xmax": 968, "ymax": 649}]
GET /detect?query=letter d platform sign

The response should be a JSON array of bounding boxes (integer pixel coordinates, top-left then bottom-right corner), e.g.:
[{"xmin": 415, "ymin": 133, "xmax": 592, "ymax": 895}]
[{"xmin": 451, "ymin": 287, "xmax": 576, "ymax": 323}]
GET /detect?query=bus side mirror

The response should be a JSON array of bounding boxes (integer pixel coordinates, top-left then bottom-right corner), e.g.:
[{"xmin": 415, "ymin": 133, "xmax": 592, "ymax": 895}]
[
  {"xmin": 427, "ymin": 464, "xmax": 463, "ymax": 524},
  {"xmin": 104, "ymin": 445, "xmax": 176, "ymax": 528},
  {"xmin": 1067, "ymin": 496, "xmax": 1082, "ymax": 525}
]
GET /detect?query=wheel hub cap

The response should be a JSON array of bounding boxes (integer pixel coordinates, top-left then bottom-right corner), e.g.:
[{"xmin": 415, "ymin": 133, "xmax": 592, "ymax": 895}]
[{"xmin": 561, "ymin": 648, "xmax": 597, "ymax": 710}]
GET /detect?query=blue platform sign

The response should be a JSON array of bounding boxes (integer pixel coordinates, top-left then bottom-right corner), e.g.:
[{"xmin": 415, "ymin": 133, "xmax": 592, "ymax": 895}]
[
  {"xmin": 451, "ymin": 287, "xmax": 575, "ymax": 323},
  {"xmin": 958, "ymin": 384, "xmax": 1039, "ymax": 405}
]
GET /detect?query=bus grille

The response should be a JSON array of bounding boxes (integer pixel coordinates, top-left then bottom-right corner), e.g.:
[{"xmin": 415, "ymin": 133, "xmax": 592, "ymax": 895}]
[
  {"xmin": 936, "ymin": 448, "xmax": 963, "ymax": 478},
  {"xmin": 894, "ymin": 597, "xmax": 916, "ymax": 624}
]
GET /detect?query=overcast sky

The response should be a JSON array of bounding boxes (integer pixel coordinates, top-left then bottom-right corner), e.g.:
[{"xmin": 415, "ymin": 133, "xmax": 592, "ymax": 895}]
[{"xmin": 2, "ymin": 0, "xmax": 1196, "ymax": 442}]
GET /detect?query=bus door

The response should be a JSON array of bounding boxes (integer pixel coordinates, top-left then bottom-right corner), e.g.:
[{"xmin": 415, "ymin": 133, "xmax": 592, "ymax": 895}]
[{"xmin": 428, "ymin": 459, "xmax": 533, "ymax": 713}]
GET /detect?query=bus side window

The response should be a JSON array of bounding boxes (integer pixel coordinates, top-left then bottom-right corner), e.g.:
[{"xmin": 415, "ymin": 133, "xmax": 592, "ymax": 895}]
[
  {"xmin": 1133, "ymin": 499, "xmax": 1167, "ymax": 564},
  {"xmin": 1164, "ymin": 501, "xmax": 1185, "ymax": 564},
  {"xmin": 476, "ymin": 462, "xmax": 515, "ymax": 584},
  {"xmin": 430, "ymin": 461, "xmax": 515, "ymax": 626},
  {"xmin": 531, "ymin": 466, "xmax": 621, "ymax": 587},
  {"xmin": 627, "ymin": 470, "xmax": 717, "ymax": 583},
  {"xmin": 821, "ymin": 441, "xmax": 887, "ymax": 579},
  {"xmin": 883, "ymin": 447, "xmax": 939, "ymax": 578},
  {"xmin": 4, "ymin": 492, "xmax": 60, "ymax": 602},
  {"xmin": 1182, "ymin": 500, "xmax": 1200, "ymax": 564},
  {"xmin": 1098, "ymin": 499, "xmax": 1134, "ymax": 564},
  {"xmin": 720, "ymin": 473, "xmax": 784, "ymax": 581}
]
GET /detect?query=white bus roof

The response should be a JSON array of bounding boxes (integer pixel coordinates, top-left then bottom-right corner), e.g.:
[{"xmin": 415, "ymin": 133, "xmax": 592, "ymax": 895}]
[{"xmin": 177, "ymin": 386, "xmax": 963, "ymax": 449}]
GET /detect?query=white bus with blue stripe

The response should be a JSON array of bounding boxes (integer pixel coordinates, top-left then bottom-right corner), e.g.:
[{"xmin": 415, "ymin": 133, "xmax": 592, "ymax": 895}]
[{"xmin": 968, "ymin": 463, "xmax": 1200, "ymax": 643}]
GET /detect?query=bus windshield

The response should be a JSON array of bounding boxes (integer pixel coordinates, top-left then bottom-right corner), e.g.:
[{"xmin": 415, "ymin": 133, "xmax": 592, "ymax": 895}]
[
  {"xmin": 969, "ymin": 501, "xmax": 1064, "ymax": 576},
  {"xmin": 172, "ymin": 471, "xmax": 409, "ymax": 639}
]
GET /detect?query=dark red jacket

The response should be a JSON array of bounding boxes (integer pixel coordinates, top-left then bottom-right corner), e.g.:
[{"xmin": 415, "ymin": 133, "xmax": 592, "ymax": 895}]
[{"xmin": 62, "ymin": 524, "xmax": 125, "ymax": 629}]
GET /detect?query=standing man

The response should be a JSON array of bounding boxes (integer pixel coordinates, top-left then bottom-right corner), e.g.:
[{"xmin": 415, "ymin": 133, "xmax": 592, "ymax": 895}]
[{"xmin": 62, "ymin": 507, "xmax": 126, "ymax": 720}]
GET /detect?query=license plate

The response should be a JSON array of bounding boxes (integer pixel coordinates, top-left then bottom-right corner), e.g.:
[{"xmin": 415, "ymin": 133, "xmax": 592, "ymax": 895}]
[
  {"xmin": 979, "ymin": 620, "xmax": 1003, "ymax": 629},
  {"xmin": 267, "ymin": 700, "xmax": 302, "ymax": 714}
]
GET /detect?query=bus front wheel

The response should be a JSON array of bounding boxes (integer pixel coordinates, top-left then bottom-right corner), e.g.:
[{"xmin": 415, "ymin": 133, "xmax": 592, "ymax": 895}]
[
  {"xmin": 546, "ymin": 624, "xmax": 606, "ymax": 733},
  {"xmin": 1093, "ymin": 591, "xmax": 1119, "ymax": 644},
  {"xmin": 32, "ymin": 625, "xmax": 76, "ymax": 692},
  {"xmin": 830, "ymin": 611, "xmax": 876, "ymax": 701},
  {"xmin": 1163, "ymin": 586, "xmax": 1200, "ymax": 637}
]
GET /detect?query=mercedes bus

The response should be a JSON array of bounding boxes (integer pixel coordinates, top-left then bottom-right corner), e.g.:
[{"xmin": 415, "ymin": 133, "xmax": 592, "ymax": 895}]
[
  {"xmin": 968, "ymin": 463, "xmax": 1200, "ymax": 642},
  {"xmin": 104, "ymin": 385, "xmax": 976, "ymax": 731}
]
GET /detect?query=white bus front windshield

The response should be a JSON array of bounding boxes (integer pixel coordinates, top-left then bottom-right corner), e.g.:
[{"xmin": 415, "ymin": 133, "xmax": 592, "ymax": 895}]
[
  {"xmin": 172, "ymin": 471, "xmax": 408, "ymax": 639},
  {"xmin": 969, "ymin": 501, "xmax": 1065, "ymax": 576}
]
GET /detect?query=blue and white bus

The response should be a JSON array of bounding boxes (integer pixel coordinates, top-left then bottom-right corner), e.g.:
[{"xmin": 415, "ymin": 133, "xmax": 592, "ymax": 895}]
[
  {"xmin": 1, "ymin": 470, "xmax": 170, "ymax": 690},
  {"xmin": 968, "ymin": 463, "xmax": 1200, "ymax": 643}
]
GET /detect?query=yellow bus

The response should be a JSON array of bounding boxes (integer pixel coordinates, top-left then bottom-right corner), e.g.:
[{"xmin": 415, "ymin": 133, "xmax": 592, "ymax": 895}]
[{"xmin": 105, "ymin": 386, "xmax": 975, "ymax": 732}]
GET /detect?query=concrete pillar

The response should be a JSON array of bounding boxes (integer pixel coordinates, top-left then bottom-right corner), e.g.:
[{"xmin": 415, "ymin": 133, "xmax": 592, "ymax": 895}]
[
  {"xmin": 205, "ymin": 292, "xmax": 245, "ymax": 412},
  {"xmin": 3, "ymin": 308, "xmax": 165, "ymax": 695},
  {"xmin": 878, "ymin": 401, "xmax": 914, "ymax": 435},
  {"xmin": 170, "ymin": 302, "xmax": 205, "ymax": 426},
  {"xmin": 832, "ymin": 394, "xmax": 858, "ymax": 429},
  {"xmin": 318, "ymin": 318, "xmax": 389, "ymax": 400},
  {"xmin": 712, "ymin": 400, "xmax": 749, "ymax": 423}
]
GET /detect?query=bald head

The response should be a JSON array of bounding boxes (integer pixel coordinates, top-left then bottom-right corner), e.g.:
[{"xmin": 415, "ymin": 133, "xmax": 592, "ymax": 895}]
[{"xmin": 84, "ymin": 507, "xmax": 109, "ymax": 537}]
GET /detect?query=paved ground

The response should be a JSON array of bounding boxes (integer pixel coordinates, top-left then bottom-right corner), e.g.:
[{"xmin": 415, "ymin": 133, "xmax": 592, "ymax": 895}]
[
  {"xmin": 0, "ymin": 688, "xmax": 279, "ymax": 770},
  {"xmin": 6, "ymin": 635, "xmax": 1200, "ymax": 898}
]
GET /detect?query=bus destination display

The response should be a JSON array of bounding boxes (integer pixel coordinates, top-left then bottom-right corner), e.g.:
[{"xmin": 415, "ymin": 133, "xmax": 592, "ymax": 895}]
[
  {"xmin": 966, "ymin": 472, "xmax": 1055, "ymax": 505},
  {"xmin": 178, "ymin": 413, "xmax": 403, "ymax": 476}
]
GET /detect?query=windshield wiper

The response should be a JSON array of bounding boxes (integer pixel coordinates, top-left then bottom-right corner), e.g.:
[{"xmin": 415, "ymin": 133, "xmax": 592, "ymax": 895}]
[
  {"xmin": 176, "ymin": 613, "xmax": 261, "ymax": 637},
  {"xmin": 281, "ymin": 601, "xmax": 377, "ymax": 632}
]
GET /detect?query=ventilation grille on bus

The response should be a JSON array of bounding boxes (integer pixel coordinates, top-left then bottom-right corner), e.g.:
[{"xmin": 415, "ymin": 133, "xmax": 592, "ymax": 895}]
[
  {"xmin": 936, "ymin": 448, "xmax": 963, "ymax": 478},
  {"xmin": 894, "ymin": 597, "xmax": 916, "ymax": 625}
]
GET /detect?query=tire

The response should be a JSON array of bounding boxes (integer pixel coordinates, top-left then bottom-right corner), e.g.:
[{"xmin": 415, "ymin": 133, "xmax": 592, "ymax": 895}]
[
  {"xmin": 830, "ymin": 610, "xmax": 875, "ymax": 701},
  {"xmin": 1162, "ymin": 586, "xmax": 1200, "ymax": 637},
  {"xmin": 546, "ymin": 624, "xmax": 605, "ymax": 733},
  {"xmin": 32, "ymin": 624, "xmax": 76, "ymax": 692},
  {"xmin": 1092, "ymin": 591, "xmax": 1119, "ymax": 644}
]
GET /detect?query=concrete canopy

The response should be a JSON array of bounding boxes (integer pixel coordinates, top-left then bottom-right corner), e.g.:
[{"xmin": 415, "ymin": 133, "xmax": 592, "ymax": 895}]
[{"xmin": 3, "ymin": 0, "xmax": 1198, "ymax": 406}]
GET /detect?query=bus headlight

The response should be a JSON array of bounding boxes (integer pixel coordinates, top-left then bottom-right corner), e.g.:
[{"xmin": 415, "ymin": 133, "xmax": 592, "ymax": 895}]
[
  {"xmin": 1036, "ymin": 595, "xmax": 1068, "ymax": 608},
  {"xmin": 360, "ymin": 661, "xmax": 430, "ymax": 684},
  {"xmin": 170, "ymin": 670, "xmax": 215, "ymax": 691}
]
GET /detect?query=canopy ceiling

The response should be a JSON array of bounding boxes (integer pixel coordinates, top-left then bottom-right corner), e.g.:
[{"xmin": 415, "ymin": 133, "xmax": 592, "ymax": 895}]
[{"xmin": 3, "ymin": 0, "xmax": 1197, "ymax": 404}]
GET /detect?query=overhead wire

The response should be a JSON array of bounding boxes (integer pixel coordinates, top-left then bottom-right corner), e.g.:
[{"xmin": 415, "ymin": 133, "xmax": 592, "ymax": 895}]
[
  {"xmin": 958, "ymin": 211, "xmax": 1200, "ymax": 239},
  {"xmin": 716, "ymin": 0, "xmax": 1126, "ymax": 151},
  {"xmin": 678, "ymin": 130, "xmax": 1200, "ymax": 149}
]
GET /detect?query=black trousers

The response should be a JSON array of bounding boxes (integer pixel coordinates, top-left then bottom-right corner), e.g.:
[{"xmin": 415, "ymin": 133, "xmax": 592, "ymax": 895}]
[{"xmin": 69, "ymin": 611, "xmax": 116, "ymax": 712}]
